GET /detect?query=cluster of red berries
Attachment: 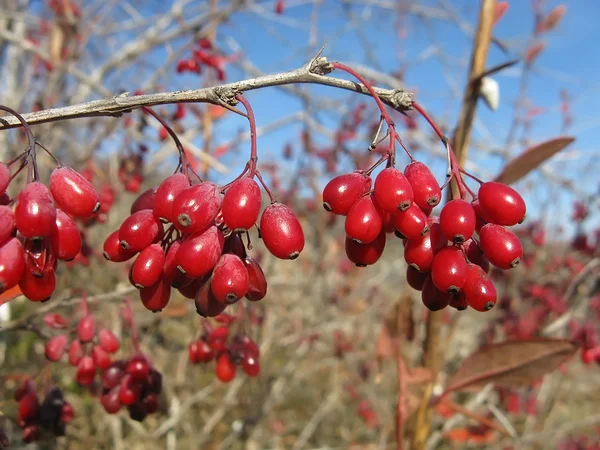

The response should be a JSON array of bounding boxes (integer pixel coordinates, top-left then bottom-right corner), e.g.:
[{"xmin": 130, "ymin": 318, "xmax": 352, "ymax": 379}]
[
  {"xmin": 103, "ymin": 169, "xmax": 304, "ymax": 315},
  {"xmin": 14, "ymin": 381, "xmax": 74, "ymax": 443},
  {"xmin": 188, "ymin": 319, "xmax": 260, "ymax": 382},
  {"xmin": 572, "ymin": 321, "xmax": 600, "ymax": 366},
  {"xmin": 175, "ymin": 38, "xmax": 235, "ymax": 81},
  {"xmin": 118, "ymin": 144, "xmax": 147, "ymax": 193},
  {"xmin": 0, "ymin": 161, "xmax": 100, "ymax": 301},
  {"xmin": 323, "ymin": 161, "xmax": 526, "ymax": 312}
]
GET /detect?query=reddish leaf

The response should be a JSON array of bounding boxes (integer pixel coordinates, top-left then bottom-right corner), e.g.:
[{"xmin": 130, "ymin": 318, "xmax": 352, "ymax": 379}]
[
  {"xmin": 43, "ymin": 313, "xmax": 68, "ymax": 329},
  {"xmin": 493, "ymin": 2, "xmax": 509, "ymax": 26},
  {"xmin": 525, "ymin": 42, "xmax": 545, "ymax": 63},
  {"xmin": 537, "ymin": 5, "xmax": 567, "ymax": 33},
  {"xmin": 495, "ymin": 136, "xmax": 575, "ymax": 185},
  {"xmin": 0, "ymin": 285, "xmax": 22, "ymax": 306},
  {"xmin": 443, "ymin": 339, "xmax": 578, "ymax": 394}
]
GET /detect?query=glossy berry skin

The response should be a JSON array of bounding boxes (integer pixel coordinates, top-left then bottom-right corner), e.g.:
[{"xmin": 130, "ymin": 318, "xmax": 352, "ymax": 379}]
[
  {"xmin": 406, "ymin": 265, "xmax": 428, "ymax": 291},
  {"xmin": 189, "ymin": 340, "xmax": 215, "ymax": 363},
  {"xmin": 431, "ymin": 246, "xmax": 467, "ymax": 294},
  {"xmin": 163, "ymin": 241, "xmax": 187, "ymax": 287},
  {"xmin": 19, "ymin": 268, "xmax": 56, "ymax": 302},
  {"xmin": 19, "ymin": 391, "xmax": 40, "ymax": 422},
  {"xmin": 478, "ymin": 182, "xmax": 526, "ymax": 226},
  {"xmin": 244, "ymin": 257, "xmax": 268, "ymax": 301},
  {"xmin": 322, "ymin": 172, "xmax": 371, "ymax": 215},
  {"xmin": 103, "ymin": 230, "xmax": 137, "ymax": 262},
  {"xmin": 463, "ymin": 264, "xmax": 497, "ymax": 312},
  {"xmin": 101, "ymin": 387, "xmax": 122, "ymax": 414},
  {"xmin": 15, "ymin": 182, "xmax": 57, "ymax": 239},
  {"xmin": 449, "ymin": 292, "xmax": 468, "ymax": 311},
  {"xmin": 404, "ymin": 162, "xmax": 441, "ymax": 209},
  {"xmin": 45, "ymin": 334, "xmax": 68, "ymax": 361},
  {"xmin": 50, "ymin": 209, "xmax": 82, "ymax": 261},
  {"xmin": 68, "ymin": 340, "xmax": 84, "ymax": 366},
  {"xmin": 75, "ymin": 356, "xmax": 96, "ymax": 386},
  {"xmin": 440, "ymin": 199, "xmax": 476, "ymax": 243},
  {"xmin": 101, "ymin": 365, "xmax": 125, "ymax": 390},
  {"xmin": 77, "ymin": 315, "xmax": 96, "ymax": 343},
  {"xmin": 49, "ymin": 166, "xmax": 100, "ymax": 218},
  {"xmin": 260, "ymin": 202, "xmax": 305, "ymax": 259},
  {"xmin": 479, "ymin": 224, "xmax": 523, "ymax": 269},
  {"xmin": 98, "ymin": 328, "xmax": 120, "ymax": 354},
  {"xmin": 194, "ymin": 279, "xmax": 227, "ymax": 317},
  {"xmin": 130, "ymin": 187, "xmax": 156, "ymax": 214},
  {"xmin": 404, "ymin": 222, "xmax": 447, "ymax": 272},
  {"xmin": 345, "ymin": 231, "xmax": 386, "ymax": 267},
  {"xmin": 176, "ymin": 226, "xmax": 224, "ymax": 277},
  {"xmin": 345, "ymin": 196, "xmax": 383, "ymax": 244},
  {"xmin": 173, "ymin": 182, "xmax": 222, "ymax": 233},
  {"xmin": 140, "ymin": 276, "xmax": 171, "ymax": 312},
  {"xmin": 0, "ymin": 237, "xmax": 25, "ymax": 293},
  {"xmin": 211, "ymin": 254, "xmax": 250, "ymax": 304},
  {"xmin": 91, "ymin": 345, "xmax": 112, "ymax": 370},
  {"xmin": 392, "ymin": 203, "xmax": 429, "ymax": 240},
  {"xmin": 222, "ymin": 177, "xmax": 262, "ymax": 231},
  {"xmin": 0, "ymin": 163, "xmax": 10, "ymax": 194},
  {"xmin": 374, "ymin": 167, "xmax": 414, "ymax": 213},
  {"xmin": 153, "ymin": 173, "xmax": 189, "ymax": 223},
  {"xmin": 421, "ymin": 275, "xmax": 450, "ymax": 311},
  {"xmin": 215, "ymin": 352, "xmax": 236, "ymax": 383},
  {"xmin": 241, "ymin": 352, "xmax": 260, "ymax": 377},
  {"xmin": 119, "ymin": 209, "xmax": 163, "ymax": 252},
  {"xmin": 0, "ymin": 205, "xmax": 15, "ymax": 244},
  {"xmin": 464, "ymin": 239, "xmax": 490, "ymax": 273},
  {"xmin": 131, "ymin": 244, "xmax": 165, "ymax": 288},
  {"xmin": 127, "ymin": 356, "xmax": 150, "ymax": 382}
]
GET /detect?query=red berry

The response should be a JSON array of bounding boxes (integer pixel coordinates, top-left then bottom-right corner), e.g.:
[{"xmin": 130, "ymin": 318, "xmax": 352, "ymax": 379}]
[
  {"xmin": 345, "ymin": 195, "xmax": 383, "ymax": 244},
  {"xmin": 188, "ymin": 341, "xmax": 201, "ymax": 363},
  {"xmin": 421, "ymin": 276, "xmax": 450, "ymax": 311},
  {"xmin": 464, "ymin": 239, "xmax": 490, "ymax": 273},
  {"xmin": 404, "ymin": 161, "xmax": 441, "ymax": 210},
  {"xmin": 103, "ymin": 230, "xmax": 137, "ymax": 262},
  {"xmin": 119, "ymin": 375, "xmax": 139, "ymax": 405},
  {"xmin": 478, "ymin": 182, "xmax": 526, "ymax": 226},
  {"xmin": 463, "ymin": 264, "xmax": 497, "ymax": 312},
  {"xmin": 479, "ymin": 224, "xmax": 523, "ymax": 269},
  {"xmin": 374, "ymin": 167, "xmax": 414, "ymax": 213},
  {"xmin": 173, "ymin": 182, "xmax": 222, "ymax": 233},
  {"xmin": 440, "ymin": 199, "xmax": 476, "ymax": 243},
  {"xmin": 130, "ymin": 187, "xmax": 156, "ymax": 214},
  {"xmin": 0, "ymin": 163, "xmax": 10, "ymax": 194},
  {"xmin": 163, "ymin": 240, "xmax": 187, "ymax": 287},
  {"xmin": 50, "ymin": 209, "xmax": 82, "ymax": 261},
  {"xmin": 101, "ymin": 365, "xmax": 125, "ymax": 390},
  {"xmin": 241, "ymin": 352, "xmax": 260, "ymax": 377},
  {"xmin": 76, "ymin": 356, "xmax": 96, "ymax": 385},
  {"xmin": 215, "ymin": 352, "xmax": 236, "ymax": 382},
  {"xmin": 260, "ymin": 202, "xmax": 305, "ymax": 259},
  {"xmin": 131, "ymin": 243, "xmax": 166, "ymax": 288},
  {"xmin": 68, "ymin": 340, "xmax": 83, "ymax": 366},
  {"xmin": 404, "ymin": 221, "xmax": 447, "ymax": 272},
  {"xmin": 345, "ymin": 231, "xmax": 386, "ymax": 266},
  {"xmin": 101, "ymin": 387, "xmax": 122, "ymax": 414},
  {"xmin": 0, "ymin": 205, "xmax": 15, "ymax": 244},
  {"xmin": 194, "ymin": 340, "xmax": 215, "ymax": 363},
  {"xmin": 19, "ymin": 268, "xmax": 56, "ymax": 302},
  {"xmin": 222, "ymin": 177, "xmax": 262, "ymax": 231},
  {"xmin": 207, "ymin": 326, "xmax": 229, "ymax": 352},
  {"xmin": 243, "ymin": 256, "xmax": 268, "ymax": 301},
  {"xmin": 91, "ymin": 345, "xmax": 112, "ymax": 370},
  {"xmin": 127, "ymin": 356, "xmax": 150, "ymax": 382},
  {"xmin": 140, "ymin": 276, "xmax": 171, "ymax": 312},
  {"xmin": 49, "ymin": 166, "xmax": 100, "ymax": 217},
  {"xmin": 392, "ymin": 203, "xmax": 429, "ymax": 240},
  {"xmin": 431, "ymin": 246, "xmax": 467, "ymax": 294},
  {"xmin": 0, "ymin": 237, "xmax": 25, "ymax": 293},
  {"xmin": 77, "ymin": 314, "xmax": 96, "ymax": 343},
  {"xmin": 211, "ymin": 254, "xmax": 249, "ymax": 304},
  {"xmin": 177, "ymin": 276, "xmax": 204, "ymax": 299},
  {"xmin": 176, "ymin": 226, "xmax": 224, "ymax": 277},
  {"xmin": 449, "ymin": 292, "xmax": 468, "ymax": 311},
  {"xmin": 98, "ymin": 328, "xmax": 120, "ymax": 354},
  {"xmin": 153, "ymin": 173, "xmax": 189, "ymax": 223},
  {"xmin": 194, "ymin": 278, "xmax": 227, "ymax": 317},
  {"xmin": 45, "ymin": 334, "xmax": 68, "ymax": 361},
  {"xmin": 14, "ymin": 182, "xmax": 56, "ymax": 239},
  {"xmin": 118, "ymin": 209, "xmax": 163, "ymax": 252},
  {"xmin": 406, "ymin": 265, "xmax": 428, "ymax": 291},
  {"xmin": 19, "ymin": 391, "xmax": 40, "ymax": 422},
  {"xmin": 322, "ymin": 172, "xmax": 371, "ymax": 215},
  {"xmin": 60, "ymin": 402, "xmax": 74, "ymax": 423}
]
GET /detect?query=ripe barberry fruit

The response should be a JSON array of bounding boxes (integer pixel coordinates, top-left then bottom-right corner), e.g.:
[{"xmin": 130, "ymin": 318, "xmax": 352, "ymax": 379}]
[
  {"xmin": 118, "ymin": 209, "xmax": 163, "ymax": 252},
  {"xmin": 45, "ymin": 335, "xmax": 68, "ymax": 361},
  {"xmin": 260, "ymin": 202, "xmax": 305, "ymax": 259},
  {"xmin": 103, "ymin": 230, "xmax": 137, "ymax": 262},
  {"xmin": 68, "ymin": 340, "xmax": 84, "ymax": 366},
  {"xmin": 345, "ymin": 195, "xmax": 383, "ymax": 244},
  {"xmin": 243, "ymin": 256, "xmax": 268, "ymax": 301},
  {"xmin": 50, "ymin": 209, "xmax": 82, "ymax": 261},
  {"xmin": 374, "ymin": 167, "xmax": 414, "ymax": 213},
  {"xmin": 91, "ymin": 345, "xmax": 112, "ymax": 370},
  {"xmin": 173, "ymin": 182, "xmax": 222, "ymax": 233},
  {"xmin": 15, "ymin": 182, "xmax": 57, "ymax": 239},
  {"xmin": 322, "ymin": 172, "xmax": 371, "ymax": 215},
  {"xmin": 101, "ymin": 388, "xmax": 122, "ymax": 414},
  {"xmin": 478, "ymin": 224, "xmax": 523, "ymax": 269},
  {"xmin": 131, "ymin": 243, "xmax": 166, "ymax": 289},
  {"xmin": 139, "ymin": 276, "xmax": 171, "ymax": 312},
  {"xmin": 464, "ymin": 239, "xmax": 490, "ymax": 273},
  {"xmin": 404, "ymin": 161, "xmax": 441, "ymax": 209},
  {"xmin": 421, "ymin": 276, "xmax": 451, "ymax": 311},
  {"xmin": 404, "ymin": 221, "xmax": 447, "ymax": 272},
  {"xmin": 0, "ymin": 205, "xmax": 15, "ymax": 244},
  {"xmin": 77, "ymin": 314, "xmax": 96, "ymax": 343},
  {"xmin": 477, "ymin": 182, "xmax": 526, "ymax": 226},
  {"xmin": 463, "ymin": 264, "xmax": 497, "ymax": 311},
  {"xmin": 175, "ymin": 226, "xmax": 224, "ymax": 277},
  {"xmin": 406, "ymin": 265, "xmax": 428, "ymax": 291},
  {"xmin": 439, "ymin": 199, "xmax": 476, "ymax": 243},
  {"xmin": 127, "ymin": 356, "xmax": 150, "ymax": 382},
  {"xmin": 241, "ymin": 352, "xmax": 260, "ymax": 377},
  {"xmin": 75, "ymin": 356, "xmax": 96, "ymax": 386},
  {"xmin": 345, "ymin": 231, "xmax": 386, "ymax": 266},
  {"xmin": 49, "ymin": 166, "xmax": 100, "ymax": 218},
  {"xmin": 431, "ymin": 246, "xmax": 467, "ymax": 294},
  {"xmin": 0, "ymin": 237, "xmax": 25, "ymax": 293},
  {"xmin": 211, "ymin": 254, "xmax": 250, "ymax": 304},
  {"xmin": 19, "ymin": 268, "xmax": 56, "ymax": 302},
  {"xmin": 215, "ymin": 352, "xmax": 236, "ymax": 382},
  {"xmin": 222, "ymin": 177, "xmax": 262, "ymax": 231},
  {"xmin": 98, "ymin": 328, "xmax": 120, "ymax": 354},
  {"xmin": 392, "ymin": 203, "xmax": 429, "ymax": 240},
  {"xmin": 0, "ymin": 163, "xmax": 10, "ymax": 194},
  {"xmin": 130, "ymin": 187, "xmax": 156, "ymax": 214},
  {"xmin": 153, "ymin": 173, "xmax": 189, "ymax": 223},
  {"xmin": 194, "ymin": 278, "xmax": 227, "ymax": 317}
]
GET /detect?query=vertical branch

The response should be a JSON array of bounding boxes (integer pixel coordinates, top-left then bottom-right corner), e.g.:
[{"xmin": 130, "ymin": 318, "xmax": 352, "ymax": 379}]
[{"xmin": 411, "ymin": 2, "xmax": 497, "ymax": 449}]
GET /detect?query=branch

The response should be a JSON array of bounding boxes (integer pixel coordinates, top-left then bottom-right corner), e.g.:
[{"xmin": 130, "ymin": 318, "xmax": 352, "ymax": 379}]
[{"xmin": 0, "ymin": 57, "xmax": 413, "ymax": 130}]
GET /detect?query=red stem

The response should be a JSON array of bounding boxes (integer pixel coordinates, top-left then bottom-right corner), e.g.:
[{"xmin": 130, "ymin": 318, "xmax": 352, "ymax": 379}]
[{"xmin": 235, "ymin": 94, "xmax": 259, "ymax": 175}]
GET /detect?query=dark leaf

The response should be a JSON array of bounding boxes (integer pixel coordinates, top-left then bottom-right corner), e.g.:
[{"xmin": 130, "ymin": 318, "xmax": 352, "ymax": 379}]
[
  {"xmin": 495, "ymin": 136, "xmax": 575, "ymax": 185},
  {"xmin": 443, "ymin": 338, "xmax": 578, "ymax": 394}
]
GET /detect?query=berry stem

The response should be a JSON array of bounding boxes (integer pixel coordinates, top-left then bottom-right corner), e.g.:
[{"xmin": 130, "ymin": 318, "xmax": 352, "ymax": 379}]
[
  {"xmin": 34, "ymin": 141, "xmax": 62, "ymax": 166},
  {"xmin": 459, "ymin": 167, "xmax": 484, "ymax": 185},
  {"xmin": 254, "ymin": 169, "xmax": 275, "ymax": 203},
  {"xmin": 331, "ymin": 62, "xmax": 415, "ymax": 164},
  {"xmin": 235, "ymin": 94, "xmax": 259, "ymax": 176}
]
